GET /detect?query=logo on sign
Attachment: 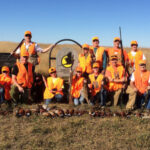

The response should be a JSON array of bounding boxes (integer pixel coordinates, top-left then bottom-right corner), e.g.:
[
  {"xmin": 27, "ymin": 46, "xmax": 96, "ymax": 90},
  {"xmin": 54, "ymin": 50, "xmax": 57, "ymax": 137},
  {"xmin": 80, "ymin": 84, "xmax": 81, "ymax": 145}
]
[{"xmin": 61, "ymin": 52, "xmax": 74, "ymax": 68}]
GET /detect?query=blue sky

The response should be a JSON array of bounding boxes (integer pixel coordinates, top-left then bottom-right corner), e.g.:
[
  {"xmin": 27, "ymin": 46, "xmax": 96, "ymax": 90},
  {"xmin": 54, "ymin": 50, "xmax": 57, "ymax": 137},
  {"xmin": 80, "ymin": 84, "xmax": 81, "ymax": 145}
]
[{"xmin": 0, "ymin": 0, "xmax": 150, "ymax": 47}]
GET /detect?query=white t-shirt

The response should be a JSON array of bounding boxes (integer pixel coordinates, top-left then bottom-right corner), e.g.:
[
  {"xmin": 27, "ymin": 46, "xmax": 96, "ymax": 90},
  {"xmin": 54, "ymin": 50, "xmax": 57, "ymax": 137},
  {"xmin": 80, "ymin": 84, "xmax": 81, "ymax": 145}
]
[
  {"xmin": 130, "ymin": 72, "xmax": 150, "ymax": 83},
  {"xmin": 15, "ymin": 42, "xmax": 43, "ymax": 54},
  {"xmin": 130, "ymin": 51, "xmax": 146, "ymax": 60}
]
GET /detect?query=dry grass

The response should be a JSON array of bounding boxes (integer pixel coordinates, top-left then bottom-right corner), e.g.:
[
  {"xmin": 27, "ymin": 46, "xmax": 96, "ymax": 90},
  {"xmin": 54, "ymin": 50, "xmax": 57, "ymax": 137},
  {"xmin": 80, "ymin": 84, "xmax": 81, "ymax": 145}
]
[
  {"xmin": 0, "ymin": 103, "xmax": 150, "ymax": 150},
  {"xmin": 1, "ymin": 41, "xmax": 150, "ymax": 74},
  {"xmin": 0, "ymin": 41, "xmax": 150, "ymax": 150}
]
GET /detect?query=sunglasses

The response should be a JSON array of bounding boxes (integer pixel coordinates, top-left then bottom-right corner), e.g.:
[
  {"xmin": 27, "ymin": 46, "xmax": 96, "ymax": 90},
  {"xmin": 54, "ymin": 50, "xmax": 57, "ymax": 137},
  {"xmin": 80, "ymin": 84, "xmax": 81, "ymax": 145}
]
[
  {"xmin": 139, "ymin": 64, "xmax": 146, "ymax": 66},
  {"xmin": 93, "ymin": 40, "xmax": 99, "ymax": 42},
  {"xmin": 77, "ymin": 71, "xmax": 82, "ymax": 73},
  {"xmin": 83, "ymin": 48, "xmax": 89, "ymax": 50},
  {"xmin": 114, "ymin": 40, "xmax": 120, "ymax": 42},
  {"xmin": 51, "ymin": 71, "xmax": 56, "ymax": 74},
  {"xmin": 2, "ymin": 71, "xmax": 8, "ymax": 73},
  {"xmin": 131, "ymin": 44, "xmax": 137, "ymax": 47},
  {"xmin": 25, "ymin": 34, "xmax": 31, "ymax": 37}
]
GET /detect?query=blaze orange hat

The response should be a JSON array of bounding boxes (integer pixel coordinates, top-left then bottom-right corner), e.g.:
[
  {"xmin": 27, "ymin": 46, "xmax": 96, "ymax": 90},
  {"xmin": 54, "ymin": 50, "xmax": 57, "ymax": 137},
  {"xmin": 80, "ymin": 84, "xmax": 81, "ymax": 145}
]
[
  {"xmin": 82, "ymin": 44, "xmax": 89, "ymax": 49},
  {"xmin": 131, "ymin": 40, "xmax": 138, "ymax": 46},
  {"xmin": 114, "ymin": 37, "xmax": 120, "ymax": 42},
  {"xmin": 110, "ymin": 55, "xmax": 118, "ymax": 61},
  {"xmin": 1, "ymin": 66, "xmax": 9, "ymax": 73},
  {"xmin": 139, "ymin": 60, "xmax": 146, "ymax": 65},
  {"xmin": 24, "ymin": 31, "xmax": 32, "ymax": 36},
  {"xmin": 76, "ymin": 66, "xmax": 82, "ymax": 72},
  {"xmin": 49, "ymin": 67, "xmax": 56, "ymax": 74},
  {"xmin": 92, "ymin": 37, "xmax": 99, "ymax": 41},
  {"xmin": 93, "ymin": 62, "xmax": 100, "ymax": 68},
  {"xmin": 21, "ymin": 51, "xmax": 29, "ymax": 57}
]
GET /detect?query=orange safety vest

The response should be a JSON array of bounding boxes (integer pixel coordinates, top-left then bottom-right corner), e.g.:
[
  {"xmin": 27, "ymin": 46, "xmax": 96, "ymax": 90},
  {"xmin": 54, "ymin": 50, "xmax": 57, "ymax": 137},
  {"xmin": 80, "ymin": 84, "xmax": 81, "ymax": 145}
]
[
  {"xmin": 89, "ymin": 73, "xmax": 103, "ymax": 96},
  {"xmin": 78, "ymin": 53, "xmax": 92, "ymax": 74},
  {"xmin": 106, "ymin": 65, "xmax": 125, "ymax": 91},
  {"xmin": 90, "ymin": 46, "xmax": 105, "ymax": 67},
  {"xmin": 134, "ymin": 70, "xmax": 150, "ymax": 94},
  {"xmin": 107, "ymin": 48, "xmax": 128, "ymax": 65},
  {"xmin": 0, "ymin": 74, "xmax": 12, "ymax": 100},
  {"xmin": 128, "ymin": 50, "xmax": 143, "ymax": 70},
  {"xmin": 44, "ymin": 77, "xmax": 63, "ymax": 99},
  {"xmin": 16, "ymin": 62, "xmax": 33, "ymax": 88},
  {"xmin": 20, "ymin": 42, "xmax": 36, "ymax": 56},
  {"xmin": 71, "ymin": 76, "xmax": 84, "ymax": 98}
]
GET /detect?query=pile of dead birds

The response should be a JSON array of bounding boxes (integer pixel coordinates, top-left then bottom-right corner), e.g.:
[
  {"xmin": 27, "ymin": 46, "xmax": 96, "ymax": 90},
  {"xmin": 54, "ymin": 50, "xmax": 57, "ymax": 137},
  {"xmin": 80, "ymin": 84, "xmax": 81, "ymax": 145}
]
[
  {"xmin": 0, "ymin": 105, "xmax": 150, "ymax": 119},
  {"xmin": 14, "ymin": 105, "xmax": 87, "ymax": 118}
]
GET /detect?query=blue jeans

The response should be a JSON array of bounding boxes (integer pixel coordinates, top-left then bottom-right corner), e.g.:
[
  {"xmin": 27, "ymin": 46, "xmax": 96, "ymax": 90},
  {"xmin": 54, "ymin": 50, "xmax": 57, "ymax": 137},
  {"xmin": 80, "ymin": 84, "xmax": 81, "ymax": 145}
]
[
  {"xmin": 136, "ymin": 92, "xmax": 150, "ymax": 109},
  {"xmin": 0, "ymin": 87, "xmax": 5, "ymax": 104},
  {"xmin": 90, "ymin": 90, "xmax": 106, "ymax": 106},
  {"xmin": 74, "ymin": 96, "xmax": 84, "ymax": 106},
  {"xmin": 45, "ymin": 94, "xmax": 63, "ymax": 105}
]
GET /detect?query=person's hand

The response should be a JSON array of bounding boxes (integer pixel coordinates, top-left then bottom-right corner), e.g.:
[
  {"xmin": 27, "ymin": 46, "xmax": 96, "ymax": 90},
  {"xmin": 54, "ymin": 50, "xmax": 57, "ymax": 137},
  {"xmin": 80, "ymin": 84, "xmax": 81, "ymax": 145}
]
[
  {"xmin": 121, "ymin": 77, "xmax": 127, "ymax": 82},
  {"xmin": 84, "ymin": 79, "xmax": 87, "ymax": 84},
  {"xmin": 147, "ymin": 86, "xmax": 150, "ymax": 90},
  {"xmin": 18, "ymin": 86, "xmax": 24, "ymax": 93},
  {"xmin": 10, "ymin": 51, "xmax": 14, "ymax": 55},
  {"xmin": 88, "ymin": 84, "xmax": 93, "ymax": 89},
  {"xmin": 133, "ymin": 87, "xmax": 138, "ymax": 93}
]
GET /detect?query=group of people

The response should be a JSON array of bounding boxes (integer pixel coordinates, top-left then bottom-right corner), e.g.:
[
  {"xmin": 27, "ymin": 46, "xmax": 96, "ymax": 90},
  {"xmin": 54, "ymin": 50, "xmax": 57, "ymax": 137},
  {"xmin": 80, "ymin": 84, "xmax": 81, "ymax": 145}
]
[{"xmin": 0, "ymin": 31, "xmax": 150, "ymax": 112}]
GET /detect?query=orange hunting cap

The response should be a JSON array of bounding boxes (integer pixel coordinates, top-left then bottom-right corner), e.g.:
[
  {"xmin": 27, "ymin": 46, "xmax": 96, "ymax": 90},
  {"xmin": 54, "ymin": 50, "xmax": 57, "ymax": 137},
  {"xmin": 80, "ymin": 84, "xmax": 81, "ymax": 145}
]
[
  {"xmin": 76, "ymin": 66, "xmax": 82, "ymax": 72},
  {"xmin": 131, "ymin": 40, "xmax": 138, "ymax": 46},
  {"xmin": 93, "ymin": 62, "xmax": 100, "ymax": 68},
  {"xmin": 82, "ymin": 44, "xmax": 89, "ymax": 49},
  {"xmin": 1, "ymin": 66, "xmax": 10, "ymax": 73},
  {"xmin": 114, "ymin": 37, "xmax": 120, "ymax": 42},
  {"xmin": 49, "ymin": 67, "xmax": 56, "ymax": 74},
  {"xmin": 139, "ymin": 60, "xmax": 146, "ymax": 65},
  {"xmin": 21, "ymin": 51, "xmax": 29, "ymax": 57},
  {"xmin": 24, "ymin": 31, "xmax": 32, "ymax": 36},
  {"xmin": 110, "ymin": 55, "xmax": 118, "ymax": 61},
  {"xmin": 92, "ymin": 37, "xmax": 99, "ymax": 41}
]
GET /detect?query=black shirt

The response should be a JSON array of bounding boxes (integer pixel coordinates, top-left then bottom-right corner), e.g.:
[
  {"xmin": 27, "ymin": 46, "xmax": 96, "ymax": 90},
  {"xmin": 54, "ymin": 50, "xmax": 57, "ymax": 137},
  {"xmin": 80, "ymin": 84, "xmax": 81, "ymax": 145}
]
[{"xmin": 12, "ymin": 63, "xmax": 33, "ymax": 76}]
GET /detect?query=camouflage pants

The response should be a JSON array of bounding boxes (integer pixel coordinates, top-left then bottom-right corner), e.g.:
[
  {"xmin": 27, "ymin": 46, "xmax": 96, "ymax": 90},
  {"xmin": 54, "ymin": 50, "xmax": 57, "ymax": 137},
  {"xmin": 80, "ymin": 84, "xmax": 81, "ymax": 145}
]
[{"xmin": 10, "ymin": 85, "xmax": 30, "ymax": 104}]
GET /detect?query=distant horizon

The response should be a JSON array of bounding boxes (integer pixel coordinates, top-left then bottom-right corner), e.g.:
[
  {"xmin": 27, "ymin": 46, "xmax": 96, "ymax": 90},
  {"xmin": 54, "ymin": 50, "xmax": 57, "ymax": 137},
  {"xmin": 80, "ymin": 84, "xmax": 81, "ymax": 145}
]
[{"xmin": 0, "ymin": 40, "xmax": 150, "ymax": 49}]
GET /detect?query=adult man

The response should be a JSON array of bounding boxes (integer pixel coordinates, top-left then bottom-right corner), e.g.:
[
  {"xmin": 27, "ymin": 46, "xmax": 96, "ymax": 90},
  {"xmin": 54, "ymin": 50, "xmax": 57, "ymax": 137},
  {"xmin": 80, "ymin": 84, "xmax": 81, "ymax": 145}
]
[
  {"xmin": 10, "ymin": 51, "xmax": 34, "ymax": 104},
  {"xmin": 128, "ymin": 40, "xmax": 146, "ymax": 73},
  {"xmin": 107, "ymin": 37, "xmax": 128, "ymax": 65},
  {"xmin": 0, "ymin": 66, "xmax": 12, "ymax": 105},
  {"xmin": 105, "ymin": 55, "xmax": 127, "ymax": 106},
  {"xmin": 13, "ymin": 31, "xmax": 54, "ymax": 66},
  {"xmin": 90, "ymin": 37, "xmax": 107, "ymax": 70},
  {"xmin": 88, "ymin": 62, "xmax": 106, "ymax": 106},
  {"xmin": 43, "ymin": 67, "xmax": 64, "ymax": 106},
  {"xmin": 78, "ymin": 44, "xmax": 92, "ymax": 78},
  {"xmin": 126, "ymin": 60, "xmax": 150, "ymax": 110}
]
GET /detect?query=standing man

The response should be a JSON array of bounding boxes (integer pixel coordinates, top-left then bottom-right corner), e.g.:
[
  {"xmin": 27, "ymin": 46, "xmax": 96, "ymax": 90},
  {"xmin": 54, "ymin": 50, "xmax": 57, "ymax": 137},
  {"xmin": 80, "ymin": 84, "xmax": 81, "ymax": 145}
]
[
  {"xmin": 128, "ymin": 41, "xmax": 146, "ymax": 73},
  {"xmin": 78, "ymin": 44, "xmax": 92, "ymax": 78},
  {"xmin": 90, "ymin": 37, "xmax": 107, "ymax": 71},
  {"xmin": 12, "ymin": 31, "xmax": 54, "ymax": 66},
  {"xmin": 107, "ymin": 37, "xmax": 128, "ymax": 66},
  {"xmin": 88, "ymin": 62, "xmax": 106, "ymax": 106},
  {"xmin": 105, "ymin": 55, "xmax": 127, "ymax": 106},
  {"xmin": 126, "ymin": 60, "xmax": 150, "ymax": 110},
  {"xmin": 10, "ymin": 51, "xmax": 34, "ymax": 104}
]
